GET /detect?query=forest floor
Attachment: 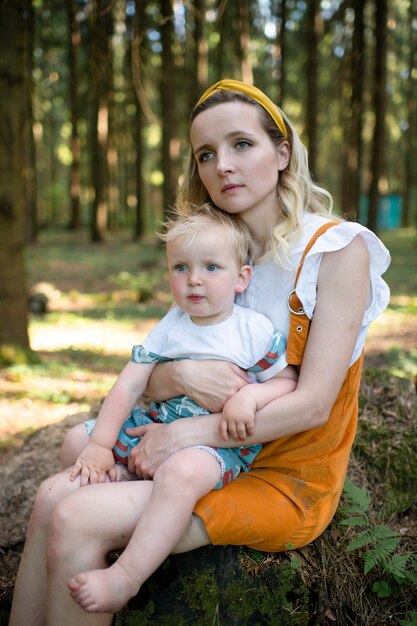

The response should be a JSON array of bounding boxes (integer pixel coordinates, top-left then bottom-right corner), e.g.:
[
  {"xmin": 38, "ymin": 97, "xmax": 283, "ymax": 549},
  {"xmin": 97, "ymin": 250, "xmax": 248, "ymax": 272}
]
[{"xmin": 0, "ymin": 227, "xmax": 416, "ymax": 625}]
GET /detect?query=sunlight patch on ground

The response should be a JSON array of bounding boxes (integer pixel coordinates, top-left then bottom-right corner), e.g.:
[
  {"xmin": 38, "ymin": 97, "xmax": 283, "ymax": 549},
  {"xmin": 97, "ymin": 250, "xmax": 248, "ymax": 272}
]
[
  {"xmin": 29, "ymin": 318, "xmax": 159, "ymax": 354},
  {"xmin": 0, "ymin": 397, "xmax": 90, "ymax": 442},
  {"xmin": 0, "ymin": 318, "xmax": 160, "ymax": 457}
]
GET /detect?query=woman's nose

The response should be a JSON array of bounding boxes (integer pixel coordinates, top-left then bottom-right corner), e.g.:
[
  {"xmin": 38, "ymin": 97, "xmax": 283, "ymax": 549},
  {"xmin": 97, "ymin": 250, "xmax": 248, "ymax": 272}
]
[{"xmin": 216, "ymin": 151, "xmax": 235, "ymax": 175}]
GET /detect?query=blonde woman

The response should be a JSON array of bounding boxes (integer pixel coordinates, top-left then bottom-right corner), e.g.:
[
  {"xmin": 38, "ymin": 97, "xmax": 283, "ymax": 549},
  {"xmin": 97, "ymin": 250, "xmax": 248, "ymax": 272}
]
[{"xmin": 9, "ymin": 80, "xmax": 390, "ymax": 626}]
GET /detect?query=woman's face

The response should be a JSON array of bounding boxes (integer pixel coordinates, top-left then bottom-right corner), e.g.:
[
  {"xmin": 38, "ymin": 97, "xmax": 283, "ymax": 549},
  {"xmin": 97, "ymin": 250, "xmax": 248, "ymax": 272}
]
[{"xmin": 190, "ymin": 102, "xmax": 289, "ymax": 222}]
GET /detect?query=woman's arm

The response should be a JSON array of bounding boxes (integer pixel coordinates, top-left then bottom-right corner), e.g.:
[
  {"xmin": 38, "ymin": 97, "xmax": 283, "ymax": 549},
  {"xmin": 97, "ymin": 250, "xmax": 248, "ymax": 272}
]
[
  {"xmin": 219, "ymin": 367, "xmax": 298, "ymax": 441},
  {"xmin": 131, "ymin": 236, "xmax": 370, "ymax": 478},
  {"xmin": 146, "ymin": 359, "xmax": 252, "ymax": 413}
]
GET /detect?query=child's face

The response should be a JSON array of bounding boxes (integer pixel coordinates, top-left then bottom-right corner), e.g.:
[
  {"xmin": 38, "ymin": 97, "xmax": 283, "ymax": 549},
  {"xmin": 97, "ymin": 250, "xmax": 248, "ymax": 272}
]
[{"xmin": 167, "ymin": 228, "xmax": 251, "ymax": 325}]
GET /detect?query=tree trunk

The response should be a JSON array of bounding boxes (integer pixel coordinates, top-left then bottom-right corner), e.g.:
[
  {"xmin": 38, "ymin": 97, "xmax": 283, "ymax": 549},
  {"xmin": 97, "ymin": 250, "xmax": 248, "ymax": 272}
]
[
  {"xmin": 213, "ymin": 0, "xmax": 226, "ymax": 79},
  {"xmin": 341, "ymin": 0, "xmax": 366, "ymax": 221},
  {"xmin": 68, "ymin": 0, "xmax": 81, "ymax": 230},
  {"xmin": 279, "ymin": 0, "xmax": 287, "ymax": 105},
  {"xmin": 305, "ymin": 0, "xmax": 321, "ymax": 180},
  {"xmin": 0, "ymin": 0, "xmax": 30, "ymax": 349},
  {"xmin": 160, "ymin": 0, "xmax": 177, "ymax": 218},
  {"xmin": 132, "ymin": 0, "xmax": 146, "ymax": 239},
  {"xmin": 367, "ymin": 0, "xmax": 388, "ymax": 235},
  {"xmin": 238, "ymin": 0, "xmax": 253, "ymax": 84},
  {"xmin": 88, "ymin": 0, "xmax": 113, "ymax": 242},
  {"xmin": 23, "ymin": 0, "xmax": 38, "ymax": 244},
  {"xmin": 188, "ymin": 0, "xmax": 207, "ymax": 112},
  {"xmin": 404, "ymin": 0, "xmax": 417, "ymax": 228}
]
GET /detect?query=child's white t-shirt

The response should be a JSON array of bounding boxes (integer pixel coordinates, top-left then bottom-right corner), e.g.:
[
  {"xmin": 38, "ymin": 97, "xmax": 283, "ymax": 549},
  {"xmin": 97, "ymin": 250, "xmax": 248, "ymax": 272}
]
[{"xmin": 140, "ymin": 303, "xmax": 288, "ymax": 382}]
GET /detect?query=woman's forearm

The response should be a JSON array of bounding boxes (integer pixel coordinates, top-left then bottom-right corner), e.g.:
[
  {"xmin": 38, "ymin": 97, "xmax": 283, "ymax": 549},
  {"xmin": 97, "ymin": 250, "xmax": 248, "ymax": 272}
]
[
  {"xmin": 170, "ymin": 386, "xmax": 327, "ymax": 451},
  {"xmin": 146, "ymin": 361, "xmax": 183, "ymax": 402},
  {"xmin": 146, "ymin": 359, "xmax": 251, "ymax": 413}
]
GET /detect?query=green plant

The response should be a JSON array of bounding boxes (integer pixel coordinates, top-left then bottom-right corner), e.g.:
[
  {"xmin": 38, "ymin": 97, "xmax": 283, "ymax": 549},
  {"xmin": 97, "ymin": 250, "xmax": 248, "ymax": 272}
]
[
  {"xmin": 339, "ymin": 478, "xmax": 417, "ymax": 599},
  {"xmin": 400, "ymin": 610, "xmax": 417, "ymax": 625},
  {"xmin": 110, "ymin": 270, "xmax": 161, "ymax": 302}
]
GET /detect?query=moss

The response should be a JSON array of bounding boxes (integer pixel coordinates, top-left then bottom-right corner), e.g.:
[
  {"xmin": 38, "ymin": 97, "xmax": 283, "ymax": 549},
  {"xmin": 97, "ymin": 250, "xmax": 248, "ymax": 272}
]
[
  {"xmin": 114, "ymin": 547, "xmax": 309, "ymax": 625},
  {"xmin": 179, "ymin": 567, "xmax": 219, "ymax": 620},
  {"xmin": 221, "ymin": 562, "xmax": 308, "ymax": 625}
]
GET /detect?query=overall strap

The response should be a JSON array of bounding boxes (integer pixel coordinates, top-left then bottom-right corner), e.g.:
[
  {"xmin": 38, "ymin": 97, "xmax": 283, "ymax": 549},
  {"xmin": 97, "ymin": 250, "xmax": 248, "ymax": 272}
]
[{"xmin": 286, "ymin": 221, "xmax": 339, "ymax": 366}]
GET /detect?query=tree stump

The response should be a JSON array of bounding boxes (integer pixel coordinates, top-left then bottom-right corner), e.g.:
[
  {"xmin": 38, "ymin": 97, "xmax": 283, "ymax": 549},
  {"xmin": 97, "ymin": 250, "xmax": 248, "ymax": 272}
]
[{"xmin": 114, "ymin": 545, "xmax": 309, "ymax": 626}]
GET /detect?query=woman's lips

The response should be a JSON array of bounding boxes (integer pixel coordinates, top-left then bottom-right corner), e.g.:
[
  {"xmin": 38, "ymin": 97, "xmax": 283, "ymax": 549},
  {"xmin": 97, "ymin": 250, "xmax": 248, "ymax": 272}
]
[{"xmin": 222, "ymin": 183, "xmax": 242, "ymax": 192}]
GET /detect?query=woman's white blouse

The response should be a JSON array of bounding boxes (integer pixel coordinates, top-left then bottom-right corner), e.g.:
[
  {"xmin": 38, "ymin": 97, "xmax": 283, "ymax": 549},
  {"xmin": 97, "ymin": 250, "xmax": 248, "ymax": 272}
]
[{"xmin": 236, "ymin": 213, "xmax": 391, "ymax": 365}]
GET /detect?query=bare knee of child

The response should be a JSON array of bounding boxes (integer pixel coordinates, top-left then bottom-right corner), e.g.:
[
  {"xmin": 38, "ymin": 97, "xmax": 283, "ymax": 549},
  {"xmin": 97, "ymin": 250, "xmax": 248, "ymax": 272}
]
[{"xmin": 153, "ymin": 447, "xmax": 222, "ymax": 501}]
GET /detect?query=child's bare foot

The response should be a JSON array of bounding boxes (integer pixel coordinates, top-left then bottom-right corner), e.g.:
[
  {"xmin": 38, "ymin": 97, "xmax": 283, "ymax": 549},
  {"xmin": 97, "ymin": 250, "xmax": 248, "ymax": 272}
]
[{"xmin": 67, "ymin": 562, "xmax": 140, "ymax": 613}]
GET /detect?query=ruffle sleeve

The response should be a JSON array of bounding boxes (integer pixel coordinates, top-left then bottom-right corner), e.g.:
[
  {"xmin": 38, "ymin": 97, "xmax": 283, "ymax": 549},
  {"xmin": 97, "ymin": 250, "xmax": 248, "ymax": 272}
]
[{"xmin": 295, "ymin": 222, "xmax": 391, "ymax": 363}]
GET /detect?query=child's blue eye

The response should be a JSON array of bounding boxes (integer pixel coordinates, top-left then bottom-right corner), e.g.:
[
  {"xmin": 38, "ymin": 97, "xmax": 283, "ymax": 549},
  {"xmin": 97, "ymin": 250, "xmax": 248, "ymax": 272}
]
[
  {"xmin": 175, "ymin": 264, "xmax": 187, "ymax": 272},
  {"xmin": 206, "ymin": 264, "xmax": 217, "ymax": 272}
]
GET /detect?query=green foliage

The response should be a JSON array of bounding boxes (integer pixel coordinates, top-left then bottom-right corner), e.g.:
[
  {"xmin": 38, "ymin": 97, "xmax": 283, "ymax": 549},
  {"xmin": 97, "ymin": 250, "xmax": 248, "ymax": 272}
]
[
  {"xmin": 0, "ymin": 345, "xmax": 40, "ymax": 367},
  {"xmin": 400, "ymin": 610, "xmax": 417, "ymax": 626},
  {"xmin": 379, "ymin": 230, "xmax": 417, "ymax": 298},
  {"xmin": 339, "ymin": 478, "xmax": 417, "ymax": 600},
  {"xmin": 110, "ymin": 270, "xmax": 162, "ymax": 303},
  {"xmin": 354, "ymin": 372, "xmax": 417, "ymax": 517}
]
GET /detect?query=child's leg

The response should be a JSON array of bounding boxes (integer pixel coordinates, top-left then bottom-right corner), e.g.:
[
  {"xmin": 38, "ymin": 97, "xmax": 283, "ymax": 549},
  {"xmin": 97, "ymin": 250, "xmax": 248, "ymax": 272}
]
[{"xmin": 68, "ymin": 447, "xmax": 221, "ymax": 613}]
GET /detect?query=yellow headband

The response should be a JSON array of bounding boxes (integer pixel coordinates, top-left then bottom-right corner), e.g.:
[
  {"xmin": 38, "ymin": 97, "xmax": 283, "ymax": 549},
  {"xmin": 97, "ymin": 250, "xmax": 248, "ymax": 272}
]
[{"xmin": 193, "ymin": 79, "xmax": 288, "ymax": 138}]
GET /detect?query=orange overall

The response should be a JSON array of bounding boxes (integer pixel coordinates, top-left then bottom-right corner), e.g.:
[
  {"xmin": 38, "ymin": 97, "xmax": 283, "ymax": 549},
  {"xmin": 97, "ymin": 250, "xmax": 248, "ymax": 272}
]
[{"xmin": 194, "ymin": 224, "xmax": 364, "ymax": 551}]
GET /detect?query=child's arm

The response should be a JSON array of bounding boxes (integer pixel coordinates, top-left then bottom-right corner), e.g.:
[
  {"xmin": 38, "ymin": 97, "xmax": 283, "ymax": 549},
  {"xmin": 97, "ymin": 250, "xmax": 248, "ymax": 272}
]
[
  {"xmin": 70, "ymin": 360, "xmax": 156, "ymax": 484},
  {"xmin": 219, "ymin": 365, "xmax": 298, "ymax": 441}
]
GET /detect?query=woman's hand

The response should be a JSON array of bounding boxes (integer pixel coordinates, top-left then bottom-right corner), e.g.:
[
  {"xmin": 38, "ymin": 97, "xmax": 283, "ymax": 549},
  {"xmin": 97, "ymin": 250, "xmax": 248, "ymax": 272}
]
[
  {"xmin": 147, "ymin": 359, "xmax": 251, "ymax": 412},
  {"xmin": 126, "ymin": 422, "xmax": 176, "ymax": 479}
]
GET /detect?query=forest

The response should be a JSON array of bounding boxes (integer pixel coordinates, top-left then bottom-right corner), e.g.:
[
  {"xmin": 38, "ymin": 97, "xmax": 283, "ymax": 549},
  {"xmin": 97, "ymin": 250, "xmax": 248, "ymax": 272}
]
[
  {"xmin": 0, "ymin": 2, "xmax": 417, "ymax": 624},
  {"xmin": 0, "ymin": 0, "xmax": 416, "ymax": 351}
]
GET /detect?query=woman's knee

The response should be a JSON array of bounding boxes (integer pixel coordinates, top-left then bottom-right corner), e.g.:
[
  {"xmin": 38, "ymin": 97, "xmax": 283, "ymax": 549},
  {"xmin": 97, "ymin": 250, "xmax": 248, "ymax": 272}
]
[
  {"xmin": 28, "ymin": 471, "xmax": 73, "ymax": 531},
  {"xmin": 46, "ymin": 492, "xmax": 86, "ymax": 571}
]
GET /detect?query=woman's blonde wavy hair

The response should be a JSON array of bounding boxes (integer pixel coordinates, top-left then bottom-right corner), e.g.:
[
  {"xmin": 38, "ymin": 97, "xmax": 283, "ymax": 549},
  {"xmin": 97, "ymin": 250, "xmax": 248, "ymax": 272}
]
[{"xmin": 176, "ymin": 89, "xmax": 340, "ymax": 265}]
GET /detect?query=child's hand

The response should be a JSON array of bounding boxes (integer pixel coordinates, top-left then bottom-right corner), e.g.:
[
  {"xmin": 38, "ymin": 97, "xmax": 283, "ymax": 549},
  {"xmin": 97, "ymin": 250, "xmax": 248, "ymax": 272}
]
[
  {"xmin": 220, "ymin": 391, "xmax": 257, "ymax": 442},
  {"xmin": 70, "ymin": 443, "xmax": 117, "ymax": 486}
]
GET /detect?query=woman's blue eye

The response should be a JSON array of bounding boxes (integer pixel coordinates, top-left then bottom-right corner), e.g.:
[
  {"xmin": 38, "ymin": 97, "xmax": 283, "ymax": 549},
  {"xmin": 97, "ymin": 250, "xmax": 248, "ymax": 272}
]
[
  {"xmin": 198, "ymin": 151, "xmax": 214, "ymax": 162},
  {"xmin": 236, "ymin": 140, "xmax": 251, "ymax": 149},
  {"xmin": 206, "ymin": 264, "xmax": 217, "ymax": 272}
]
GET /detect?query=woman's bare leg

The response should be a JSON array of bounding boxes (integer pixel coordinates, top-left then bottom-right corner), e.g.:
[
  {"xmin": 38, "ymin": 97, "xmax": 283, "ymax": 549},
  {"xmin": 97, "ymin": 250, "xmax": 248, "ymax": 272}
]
[
  {"xmin": 9, "ymin": 424, "xmax": 134, "ymax": 626},
  {"xmin": 44, "ymin": 475, "xmax": 210, "ymax": 625},
  {"xmin": 67, "ymin": 448, "xmax": 220, "ymax": 613},
  {"xmin": 8, "ymin": 469, "xmax": 84, "ymax": 626}
]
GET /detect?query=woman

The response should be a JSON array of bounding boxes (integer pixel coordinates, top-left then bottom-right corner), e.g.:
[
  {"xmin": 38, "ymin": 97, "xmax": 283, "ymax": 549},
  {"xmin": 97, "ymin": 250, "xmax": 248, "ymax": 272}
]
[{"xmin": 9, "ymin": 79, "xmax": 390, "ymax": 626}]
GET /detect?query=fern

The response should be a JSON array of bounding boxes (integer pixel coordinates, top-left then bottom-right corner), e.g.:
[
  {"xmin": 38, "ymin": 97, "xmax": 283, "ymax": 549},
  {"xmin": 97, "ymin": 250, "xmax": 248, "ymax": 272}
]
[
  {"xmin": 340, "ymin": 477, "xmax": 372, "ymax": 515},
  {"xmin": 400, "ymin": 610, "xmax": 417, "ymax": 626},
  {"xmin": 339, "ymin": 478, "xmax": 417, "ymax": 597}
]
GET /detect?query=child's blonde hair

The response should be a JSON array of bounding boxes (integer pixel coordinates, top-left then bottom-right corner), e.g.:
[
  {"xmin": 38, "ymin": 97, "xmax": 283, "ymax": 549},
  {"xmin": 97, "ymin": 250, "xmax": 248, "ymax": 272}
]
[
  {"xmin": 160, "ymin": 204, "xmax": 252, "ymax": 267},
  {"xmin": 177, "ymin": 88, "xmax": 342, "ymax": 265}
]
